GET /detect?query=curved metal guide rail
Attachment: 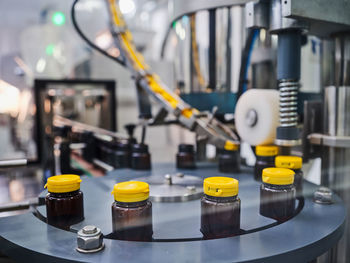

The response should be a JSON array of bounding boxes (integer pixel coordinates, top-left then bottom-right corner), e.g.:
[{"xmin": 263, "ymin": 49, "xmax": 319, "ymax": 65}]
[{"xmin": 0, "ymin": 163, "xmax": 345, "ymax": 262}]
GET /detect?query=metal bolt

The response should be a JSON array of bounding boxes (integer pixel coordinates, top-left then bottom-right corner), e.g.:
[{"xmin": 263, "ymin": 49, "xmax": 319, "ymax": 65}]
[
  {"xmin": 176, "ymin": 172, "xmax": 185, "ymax": 178},
  {"xmin": 76, "ymin": 225, "xmax": 104, "ymax": 253},
  {"xmin": 245, "ymin": 109, "xmax": 258, "ymax": 127},
  {"xmin": 165, "ymin": 174, "xmax": 173, "ymax": 185},
  {"xmin": 83, "ymin": 225, "xmax": 97, "ymax": 235},
  {"xmin": 313, "ymin": 187, "xmax": 333, "ymax": 204},
  {"xmin": 187, "ymin": 186, "xmax": 196, "ymax": 192}
]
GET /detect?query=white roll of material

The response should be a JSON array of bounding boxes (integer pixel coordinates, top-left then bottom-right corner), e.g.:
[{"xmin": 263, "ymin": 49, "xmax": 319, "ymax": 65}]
[{"xmin": 235, "ymin": 89, "xmax": 279, "ymax": 146}]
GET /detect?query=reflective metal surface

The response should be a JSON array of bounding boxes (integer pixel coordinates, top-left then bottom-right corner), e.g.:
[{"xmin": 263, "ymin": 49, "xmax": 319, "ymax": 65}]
[
  {"xmin": 322, "ymin": 85, "xmax": 350, "ymax": 262},
  {"xmin": 335, "ymin": 35, "xmax": 350, "ymax": 87},
  {"xmin": 133, "ymin": 174, "xmax": 203, "ymax": 202},
  {"xmin": 0, "ymin": 163, "xmax": 345, "ymax": 262},
  {"xmin": 283, "ymin": 0, "xmax": 350, "ymax": 37},
  {"xmin": 269, "ymin": 0, "xmax": 308, "ymax": 32},
  {"xmin": 170, "ymin": 0, "xmax": 250, "ymax": 21}
]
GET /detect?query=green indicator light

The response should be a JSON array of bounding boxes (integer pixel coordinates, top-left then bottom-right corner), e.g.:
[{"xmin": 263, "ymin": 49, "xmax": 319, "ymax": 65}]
[
  {"xmin": 52, "ymin": 12, "xmax": 66, "ymax": 26},
  {"xmin": 172, "ymin": 21, "xmax": 177, "ymax": 29},
  {"xmin": 46, "ymin": 44, "xmax": 55, "ymax": 56}
]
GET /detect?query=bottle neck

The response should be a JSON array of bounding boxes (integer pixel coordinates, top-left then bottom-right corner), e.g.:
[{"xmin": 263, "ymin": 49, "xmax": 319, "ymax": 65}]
[
  {"xmin": 49, "ymin": 190, "xmax": 80, "ymax": 198},
  {"xmin": 204, "ymin": 194, "xmax": 238, "ymax": 203},
  {"xmin": 263, "ymin": 183, "xmax": 293, "ymax": 189},
  {"xmin": 257, "ymin": 155, "xmax": 276, "ymax": 162},
  {"xmin": 114, "ymin": 199, "xmax": 148, "ymax": 208}
]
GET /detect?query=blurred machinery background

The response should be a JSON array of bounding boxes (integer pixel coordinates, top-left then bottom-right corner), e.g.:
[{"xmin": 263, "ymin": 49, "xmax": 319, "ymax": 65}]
[{"xmin": 0, "ymin": 0, "xmax": 349, "ymax": 262}]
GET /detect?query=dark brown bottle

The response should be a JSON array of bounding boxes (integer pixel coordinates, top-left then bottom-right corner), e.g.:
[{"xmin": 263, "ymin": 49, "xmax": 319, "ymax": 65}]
[
  {"xmin": 113, "ymin": 141, "xmax": 132, "ymax": 168},
  {"xmin": 275, "ymin": 156, "xmax": 303, "ymax": 197},
  {"xmin": 176, "ymin": 144, "xmax": 196, "ymax": 169},
  {"xmin": 81, "ymin": 131, "xmax": 95, "ymax": 163},
  {"xmin": 259, "ymin": 168, "xmax": 296, "ymax": 222},
  {"xmin": 94, "ymin": 134, "xmax": 113, "ymax": 161},
  {"xmin": 111, "ymin": 181, "xmax": 153, "ymax": 241},
  {"xmin": 45, "ymin": 174, "xmax": 84, "ymax": 230},
  {"xmin": 218, "ymin": 148, "xmax": 240, "ymax": 173},
  {"xmin": 201, "ymin": 177, "xmax": 241, "ymax": 239},
  {"xmin": 99, "ymin": 139, "xmax": 132, "ymax": 168},
  {"xmin": 254, "ymin": 145, "xmax": 279, "ymax": 181},
  {"xmin": 131, "ymin": 144, "xmax": 151, "ymax": 170}
]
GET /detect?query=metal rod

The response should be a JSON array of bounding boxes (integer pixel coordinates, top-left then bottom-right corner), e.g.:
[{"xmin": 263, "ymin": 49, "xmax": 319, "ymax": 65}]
[
  {"xmin": 54, "ymin": 115, "xmax": 128, "ymax": 140},
  {"xmin": 208, "ymin": 9, "xmax": 217, "ymax": 90},
  {"xmin": 0, "ymin": 198, "xmax": 44, "ymax": 213},
  {"xmin": 225, "ymin": 7, "xmax": 232, "ymax": 92},
  {"xmin": 0, "ymin": 159, "xmax": 27, "ymax": 168},
  {"xmin": 92, "ymin": 159, "xmax": 114, "ymax": 172}
]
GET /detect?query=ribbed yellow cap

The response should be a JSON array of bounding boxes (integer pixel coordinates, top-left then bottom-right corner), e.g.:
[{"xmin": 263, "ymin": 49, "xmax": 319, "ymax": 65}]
[
  {"xmin": 275, "ymin": 156, "xmax": 302, "ymax": 170},
  {"xmin": 224, "ymin": 141, "xmax": 239, "ymax": 151},
  {"xmin": 256, "ymin": 145, "xmax": 279, "ymax": 156},
  {"xmin": 112, "ymin": 181, "xmax": 149, "ymax": 202},
  {"xmin": 45, "ymin": 174, "xmax": 82, "ymax": 193},
  {"xmin": 203, "ymin": 177, "xmax": 239, "ymax": 197},
  {"xmin": 262, "ymin": 168, "xmax": 295, "ymax": 185}
]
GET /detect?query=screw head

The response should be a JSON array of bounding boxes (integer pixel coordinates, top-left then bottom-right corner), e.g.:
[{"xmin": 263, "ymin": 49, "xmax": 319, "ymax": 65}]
[
  {"xmin": 176, "ymin": 173, "xmax": 185, "ymax": 178},
  {"xmin": 165, "ymin": 174, "xmax": 173, "ymax": 185},
  {"xmin": 83, "ymin": 225, "xmax": 97, "ymax": 235},
  {"xmin": 245, "ymin": 109, "xmax": 258, "ymax": 127},
  {"xmin": 313, "ymin": 187, "xmax": 333, "ymax": 204}
]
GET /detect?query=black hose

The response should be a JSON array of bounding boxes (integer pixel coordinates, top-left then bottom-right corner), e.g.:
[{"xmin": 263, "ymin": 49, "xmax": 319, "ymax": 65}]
[
  {"xmin": 237, "ymin": 28, "xmax": 259, "ymax": 99},
  {"xmin": 71, "ymin": 0, "xmax": 126, "ymax": 67}
]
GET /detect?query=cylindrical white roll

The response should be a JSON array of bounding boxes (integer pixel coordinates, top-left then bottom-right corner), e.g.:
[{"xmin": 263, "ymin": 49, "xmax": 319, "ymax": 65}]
[{"xmin": 235, "ymin": 89, "xmax": 279, "ymax": 146}]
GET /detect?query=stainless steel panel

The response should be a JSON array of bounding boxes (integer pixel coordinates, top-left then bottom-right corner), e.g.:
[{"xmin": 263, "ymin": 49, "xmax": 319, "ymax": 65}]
[{"xmin": 283, "ymin": 0, "xmax": 350, "ymax": 37}]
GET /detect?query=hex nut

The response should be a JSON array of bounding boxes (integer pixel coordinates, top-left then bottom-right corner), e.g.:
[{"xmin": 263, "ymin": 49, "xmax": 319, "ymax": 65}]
[
  {"xmin": 76, "ymin": 226, "xmax": 104, "ymax": 253},
  {"xmin": 313, "ymin": 187, "xmax": 333, "ymax": 204}
]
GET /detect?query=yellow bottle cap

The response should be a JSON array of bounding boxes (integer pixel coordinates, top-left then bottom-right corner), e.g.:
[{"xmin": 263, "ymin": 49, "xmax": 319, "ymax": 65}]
[
  {"xmin": 256, "ymin": 145, "xmax": 279, "ymax": 156},
  {"xmin": 203, "ymin": 177, "xmax": 239, "ymax": 197},
  {"xmin": 224, "ymin": 141, "xmax": 239, "ymax": 151},
  {"xmin": 262, "ymin": 168, "xmax": 295, "ymax": 185},
  {"xmin": 275, "ymin": 156, "xmax": 302, "ymax": 170},
  {"xmin": 44, "ymin": 174, "xmax": 82, "ymax": 193},
  {"xmin": 112, "ymin": 181, "xmax": 149, "ymax": 203}
]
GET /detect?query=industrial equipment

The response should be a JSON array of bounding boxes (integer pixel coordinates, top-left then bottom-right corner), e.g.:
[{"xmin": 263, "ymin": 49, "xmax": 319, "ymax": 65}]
[{"xmin": 0, "ymin": 0, "xmax": 350, "ymax": 262}]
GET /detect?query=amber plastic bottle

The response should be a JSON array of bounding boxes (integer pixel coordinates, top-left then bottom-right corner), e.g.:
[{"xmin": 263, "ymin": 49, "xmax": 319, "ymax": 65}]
[
  {"xmin": 176, "ymin": 144, "xmax": 196, "ymax": 169},
  {"xmin": 254, "ymin": 145, "xmax": 279, "ymax": 181},
  {"xmin": 101, "ymin": 140, "xmax": 132, "ymax": 168},
  {"xmin": 94, "ymin": 134, "xmax": 113, "ymax": 161},
  {"xmin": 131, "ymin": 144, "xmax": 151, "ymax": 170},
  {"xmin": 113, "ymin": 141, "xmax": 132, "ymax": 168},
  {"xmin": 260, "ymin": 168, "xmax": 296, "ymax": 222},
  {"xmin": 45, "ymin": 174, "xmax": 84, "ymax": 230},
  {"xmin": 201, "ymin": 177, "xmax": 241, "ymax": 239},
  {"xmin": 218, "ymin": 145, "xmax": 240, "ymax": 173},
  {"xmin": 111, "ymin": 181, "xmax": 153, "ymax": 241},
  {"xmin": 275, "ymin": 155, "xmax": 303, "ymax": 197}
]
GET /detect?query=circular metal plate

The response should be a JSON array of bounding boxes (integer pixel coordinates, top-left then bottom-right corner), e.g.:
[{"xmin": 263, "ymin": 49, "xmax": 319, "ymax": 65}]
[
  {"xmin": 134, "ymin": 174, "xmax": 203, "ymax": 202},
  {"xmin": 0, "ymin": 163, "xmax": 345, "ymax": 263}
]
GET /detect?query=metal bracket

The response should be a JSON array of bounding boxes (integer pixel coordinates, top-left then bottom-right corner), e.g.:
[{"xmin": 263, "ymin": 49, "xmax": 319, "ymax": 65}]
[
  {"xmin": 308, "ymin": 133, "xmax": 350, "ymax": 148},
  {"xmin": 149, "ymin": 108, "xmax": 169, "ymax": 126}
]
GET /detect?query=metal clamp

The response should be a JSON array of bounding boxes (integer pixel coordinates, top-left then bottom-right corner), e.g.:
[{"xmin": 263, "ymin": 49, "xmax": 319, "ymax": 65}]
[{"xmin": 308, "ymin": 133, "xmax": 350, "ymax": 148}]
